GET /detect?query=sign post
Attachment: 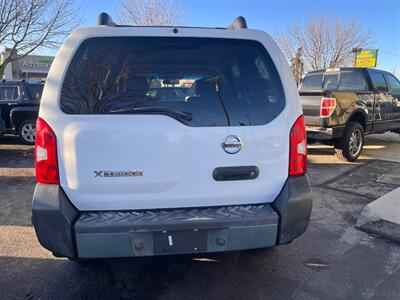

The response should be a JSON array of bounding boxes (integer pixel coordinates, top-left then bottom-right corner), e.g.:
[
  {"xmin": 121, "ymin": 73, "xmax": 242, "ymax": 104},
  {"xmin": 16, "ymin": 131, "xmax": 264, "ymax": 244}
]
[{"xmin": 353, "ymin": 49, "xmax": 378, "ymax": 68}]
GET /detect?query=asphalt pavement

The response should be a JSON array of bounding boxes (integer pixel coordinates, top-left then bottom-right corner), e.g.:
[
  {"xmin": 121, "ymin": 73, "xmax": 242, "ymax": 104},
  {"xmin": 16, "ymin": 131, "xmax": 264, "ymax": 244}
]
[{"xmin": 0, "ymin": 134, "xmax": 399, "ymax": 300}]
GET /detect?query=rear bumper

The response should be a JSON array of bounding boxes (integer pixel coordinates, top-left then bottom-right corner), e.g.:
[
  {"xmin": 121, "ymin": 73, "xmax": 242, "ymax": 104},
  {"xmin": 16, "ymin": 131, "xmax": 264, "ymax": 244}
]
[
  {"xmin": 306, "ymin": 125, "xmax": 345, "ymax": 140},
  {"xmin": 306, "ymin": 126, "xmax": 333, "ymax": 140},
  {"xmin": 32, "ymin": 176, "xmax": 313, "ymax": 259}
]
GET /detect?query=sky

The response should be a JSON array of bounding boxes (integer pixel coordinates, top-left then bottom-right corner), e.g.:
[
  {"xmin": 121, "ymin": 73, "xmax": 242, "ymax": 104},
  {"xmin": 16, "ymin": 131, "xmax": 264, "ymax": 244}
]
[{"xmin": 78, "ymin": 0, "xmax": 400, "ymax": 73}]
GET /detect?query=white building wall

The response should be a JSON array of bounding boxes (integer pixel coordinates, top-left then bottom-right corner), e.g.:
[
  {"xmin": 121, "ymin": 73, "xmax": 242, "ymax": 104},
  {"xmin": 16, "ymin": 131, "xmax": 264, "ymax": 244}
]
[{"xmin": 1, "ymin": 52, "xmax": 14, "ymax": 80}]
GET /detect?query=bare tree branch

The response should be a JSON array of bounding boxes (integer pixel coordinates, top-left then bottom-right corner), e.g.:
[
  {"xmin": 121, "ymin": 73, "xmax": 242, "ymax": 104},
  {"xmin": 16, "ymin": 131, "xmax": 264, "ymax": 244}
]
[
  {"xmin": 276, "ymin": 13, "xmax": 375, "ymax": 72},
  {"xmin": 118, "ymin": 0, "xmax": 186, "ymax": 26},
  {"xmin": 0, "ymin": 0, "xmax": 81, "ymax": 77}
]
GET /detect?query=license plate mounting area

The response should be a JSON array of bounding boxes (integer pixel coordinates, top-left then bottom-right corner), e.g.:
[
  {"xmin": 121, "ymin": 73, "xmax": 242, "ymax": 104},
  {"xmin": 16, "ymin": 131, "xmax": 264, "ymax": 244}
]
[{"xmin": 153, "ymin": 229, "xmax": 207, "ymax": 254}]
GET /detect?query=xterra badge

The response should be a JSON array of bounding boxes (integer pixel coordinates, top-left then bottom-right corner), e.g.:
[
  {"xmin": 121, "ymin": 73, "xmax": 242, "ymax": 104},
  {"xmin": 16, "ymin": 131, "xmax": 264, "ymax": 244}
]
[{"xmin": 94, "ymin": 170, "xmax": 144, "ymax": 177}]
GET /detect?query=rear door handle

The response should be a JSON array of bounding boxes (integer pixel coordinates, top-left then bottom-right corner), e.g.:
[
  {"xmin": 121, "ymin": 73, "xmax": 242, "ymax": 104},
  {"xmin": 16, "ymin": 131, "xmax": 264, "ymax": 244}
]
[{"xmin": 213, "ymin": 166, "xmax": 259, "ymax": 181}]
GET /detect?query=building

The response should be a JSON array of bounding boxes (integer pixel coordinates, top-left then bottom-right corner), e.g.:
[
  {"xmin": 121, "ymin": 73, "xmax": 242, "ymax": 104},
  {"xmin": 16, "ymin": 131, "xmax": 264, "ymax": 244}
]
[{"xmin": 1, "ymin": 51, "xmax": 54, "ymax": 81}]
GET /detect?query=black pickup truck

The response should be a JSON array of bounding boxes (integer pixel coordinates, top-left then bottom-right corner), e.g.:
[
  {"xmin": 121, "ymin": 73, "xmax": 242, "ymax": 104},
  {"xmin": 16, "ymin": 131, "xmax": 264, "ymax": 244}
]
[
  {"xmin": 0, "ymin": 80, "xmax": 43, "ymax": 144},
  {"xmin": 300, "ymin": 67, "xmax": 400, "ymax": 162},
  {"xmin": 0, "ymin": 113, "xmax": 5, "ymax": 136}
]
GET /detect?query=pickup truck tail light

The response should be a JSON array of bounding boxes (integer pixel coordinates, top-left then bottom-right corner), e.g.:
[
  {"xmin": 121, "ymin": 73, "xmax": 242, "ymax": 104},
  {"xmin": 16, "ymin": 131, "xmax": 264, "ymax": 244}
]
[
  {"xmin": 320, "ymin": 97, "xmax": 336, "ymax": 118},
  {"xmin": 289, "ymin": 115, "xmax": 307, "ymax": 176},
  {"xmin": 35, "ymin": 118, "xmax": 59, "ymax": 184}
]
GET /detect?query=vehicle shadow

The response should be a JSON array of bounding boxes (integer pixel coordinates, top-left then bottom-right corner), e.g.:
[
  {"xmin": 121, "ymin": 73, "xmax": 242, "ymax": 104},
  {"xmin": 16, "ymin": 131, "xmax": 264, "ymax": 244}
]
[
  {"xmin": 0, "ymin": 136, "xmax": 35, "ymax": 226},
  {"xmin": 307, "ymin": 145, "xmax": 371, "ymax": 166},
  {"xmin": 307, "ymin": 133, "xmax": 400, "ymax": 164},
  {"xmin": 0, "ymin": 248, "xmax": 278, "ymax": 300},
  {"xmin": 0, "ymin": 136, "xmax": 34, "ymax": 168},
  {"xmin": 0, "ymin": 135, "xmax": 26, "ymax": 145}
]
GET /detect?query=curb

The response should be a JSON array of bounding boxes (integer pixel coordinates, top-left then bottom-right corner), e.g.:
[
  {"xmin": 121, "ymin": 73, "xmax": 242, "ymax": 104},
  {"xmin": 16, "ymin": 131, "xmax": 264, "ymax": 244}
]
[{"xmin": 356, "ymin": 187, "xmax": 400, "ymax": 244}]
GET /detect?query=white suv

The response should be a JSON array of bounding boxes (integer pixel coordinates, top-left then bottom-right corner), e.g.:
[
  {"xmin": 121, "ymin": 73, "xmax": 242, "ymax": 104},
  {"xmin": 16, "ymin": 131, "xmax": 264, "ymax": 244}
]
[{"xmin": 32, "ymin": 14, "xmax": 312, "ymax": 260}]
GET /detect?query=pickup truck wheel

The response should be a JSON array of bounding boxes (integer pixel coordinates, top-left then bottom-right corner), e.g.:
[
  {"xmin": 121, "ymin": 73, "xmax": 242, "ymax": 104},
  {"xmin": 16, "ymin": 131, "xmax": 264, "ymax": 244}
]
[
  {"xmin": 334, "ymin": 121, "xmax": 364, "ymax": 162},
  {"xmin": 18, "ymin": 119, "xmax": 36, "ymax": 144}
]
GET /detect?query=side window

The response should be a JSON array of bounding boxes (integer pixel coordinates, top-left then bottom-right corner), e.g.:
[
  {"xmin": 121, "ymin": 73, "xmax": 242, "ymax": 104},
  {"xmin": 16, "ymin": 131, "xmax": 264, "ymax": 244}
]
[
  {"xmin": 0, "ymin": 86, "xmax": 19, "ymax": 101},
  {"xmin": 26, "ymin": 85, "xmax": 44, "ymax": 102},
  {"xmin": 369, "ymin": 72, "xmax": 388, "ymax": 93},
  {"xmin": 384, "ymin": 74, "xmax": 400, "ymax": 94},
  {"xmin": 338, "ymin": 71, "xmax": 367, "ymax": 91}
]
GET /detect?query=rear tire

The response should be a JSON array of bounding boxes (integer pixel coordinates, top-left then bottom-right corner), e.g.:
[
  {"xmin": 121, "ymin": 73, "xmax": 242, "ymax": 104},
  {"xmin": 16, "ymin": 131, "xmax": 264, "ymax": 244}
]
[
  {"xmin": 334, "ymin": 121, "xmax": 364, "ymax": 162},
  {"xmin": 18, "ymin": 119, "xmax": 36, "ymax": 145}
]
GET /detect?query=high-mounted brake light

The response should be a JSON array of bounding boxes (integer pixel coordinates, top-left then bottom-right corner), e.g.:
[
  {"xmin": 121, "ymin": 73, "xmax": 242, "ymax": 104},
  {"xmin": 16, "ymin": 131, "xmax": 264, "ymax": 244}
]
[
  {"xmin": 320, "ymin": 97, "xmax": 336, "ymax": 118},
  {"xmin": 289, "ymin": 115, "xmax": 307, "ymax": 176},
  {"xmin": 35, "ymin": 118, "xmax": 59, "ymax": 184}
]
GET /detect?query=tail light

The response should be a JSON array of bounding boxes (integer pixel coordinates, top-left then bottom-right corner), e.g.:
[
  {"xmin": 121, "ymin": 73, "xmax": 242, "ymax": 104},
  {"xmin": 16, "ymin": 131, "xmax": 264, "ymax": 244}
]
[
  {"xmin": 289, "ymin": 115, "xmax": 307, "ymax": 176},
  {"xmin": 320, "ymin": 97, "xmax": 336, "ymax": 118},
  {"xmin": 35, "ymin": 118, "xmax": 59, "ymax": 184}
]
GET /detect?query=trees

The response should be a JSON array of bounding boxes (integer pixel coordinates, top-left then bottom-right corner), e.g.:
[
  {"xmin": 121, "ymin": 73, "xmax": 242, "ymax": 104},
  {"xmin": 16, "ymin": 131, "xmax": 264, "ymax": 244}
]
[
  {"xmin": 0, "ymin": 0, "xmax": 80, "ymax": 78},
  {"xmin": 119, "ymin": 0, "xmax": 186, "ymax": 26},
  {"xmin": 277, "ymin": 14, "xmax": 374, "ymax": 72},
  {"xmin": 290, "ymin": 47, "xmax": 305, "ymax": 86}
]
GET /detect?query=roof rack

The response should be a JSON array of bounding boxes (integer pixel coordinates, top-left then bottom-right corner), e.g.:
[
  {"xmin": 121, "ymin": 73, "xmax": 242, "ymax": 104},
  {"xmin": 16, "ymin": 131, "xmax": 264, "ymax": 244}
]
[
  {"xmin": 97, "ymin": 12, "xmax": 116, "ymax": 27},
  {"xmin": 97, "ymin": 12, "xmax": 247, "ymax": 30},
  {"xmin": 227, "ymin": 16, "xmax": 247, "ymax": 30}
]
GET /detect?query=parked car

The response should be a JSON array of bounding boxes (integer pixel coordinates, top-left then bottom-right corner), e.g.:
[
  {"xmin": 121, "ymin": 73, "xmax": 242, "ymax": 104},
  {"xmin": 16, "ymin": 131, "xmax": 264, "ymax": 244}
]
[
  {"xmin": 300, "ymin": 67, "xmax": 400, "ymax": 161},
  {"xmin": 0, "ymin": 80, "xmax": 44, "ymax": 144},
  {"xmin": 32, "ymin": 14, "xmax": 312, "ymax": 261}
]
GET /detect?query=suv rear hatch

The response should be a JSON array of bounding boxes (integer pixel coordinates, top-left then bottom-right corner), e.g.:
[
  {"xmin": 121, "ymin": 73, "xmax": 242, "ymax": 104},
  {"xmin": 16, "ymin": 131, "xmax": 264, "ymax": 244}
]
[{"xmin": 53, "ymin": 35, "xmax": 290, "ymax": 211}]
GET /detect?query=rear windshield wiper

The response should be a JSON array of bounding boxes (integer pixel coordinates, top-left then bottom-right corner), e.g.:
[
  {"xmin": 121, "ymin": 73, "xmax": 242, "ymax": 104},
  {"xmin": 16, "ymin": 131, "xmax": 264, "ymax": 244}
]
[
  {"xmin": 109, "ymin": 106, "xmax": 193, "ymax": 121},
  {"xmin": 205, "ymin": 75, "xmax": 231, "ymax": 126}
]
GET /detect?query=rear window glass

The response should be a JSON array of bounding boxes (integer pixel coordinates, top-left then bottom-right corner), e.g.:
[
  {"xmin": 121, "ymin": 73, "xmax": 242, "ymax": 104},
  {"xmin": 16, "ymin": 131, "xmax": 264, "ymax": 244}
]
[
  {"xmin": 301, "ymin": 70, "xmax": 368, "ymax": 92},
  {"xmin": 299, "ymin": 73, "xmax": 323, "ymax": 91},
  {"xmin": 27, "ymin": 84, "xmax": 44, "ymax": 102},
  {"xmin": 304, "ymin": 71, "xmax": 367, "ymax": 91},
  {"xmin": 60, "ymin": 37, "xmax": 285, "ymax": 126}
]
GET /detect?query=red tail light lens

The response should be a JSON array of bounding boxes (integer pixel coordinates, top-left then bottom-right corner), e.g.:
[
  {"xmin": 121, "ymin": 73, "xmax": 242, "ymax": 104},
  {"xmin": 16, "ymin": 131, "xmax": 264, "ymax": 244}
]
[
  {"xmin": 320, "ymin": 97, "xmax": 336, "ymax": 118},
  {"xmin": 35, "ymin": 118, "xmax": 59, "ymax": 184},
  {"xmin": 289, "ymin": 115, "xmax": 307, "ymax": 176}
]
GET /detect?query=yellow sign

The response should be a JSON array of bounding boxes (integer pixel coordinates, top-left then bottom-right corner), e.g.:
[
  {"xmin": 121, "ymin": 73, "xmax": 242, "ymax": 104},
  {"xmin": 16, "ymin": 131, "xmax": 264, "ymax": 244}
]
[{"xmin": 354, "ymin": 49, "xmax": 378, "ymax": 68}]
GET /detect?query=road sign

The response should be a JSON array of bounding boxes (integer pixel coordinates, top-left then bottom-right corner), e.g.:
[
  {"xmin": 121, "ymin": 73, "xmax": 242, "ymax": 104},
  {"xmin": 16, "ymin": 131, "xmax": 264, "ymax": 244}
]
[{"xmin": 354, "ymin": 49, "xmax": 378, "ymax": 68}]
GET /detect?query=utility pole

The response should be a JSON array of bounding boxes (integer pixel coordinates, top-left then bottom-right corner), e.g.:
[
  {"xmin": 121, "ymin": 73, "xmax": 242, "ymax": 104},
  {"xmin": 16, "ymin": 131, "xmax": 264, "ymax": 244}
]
[{"xmin": 352, "ymin": 48, "xmax": 362, "ymax": 67}]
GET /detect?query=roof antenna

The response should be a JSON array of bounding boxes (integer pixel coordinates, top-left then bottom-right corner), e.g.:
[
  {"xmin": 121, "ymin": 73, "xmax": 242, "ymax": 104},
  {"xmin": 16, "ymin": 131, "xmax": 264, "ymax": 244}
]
[
  {"xmin": 97, "ymin": 12, "xmax": 116, "ymax": 27},
  {"xmin": 227, "ymin": 16, "xmax": 248, "ymax": 30}
]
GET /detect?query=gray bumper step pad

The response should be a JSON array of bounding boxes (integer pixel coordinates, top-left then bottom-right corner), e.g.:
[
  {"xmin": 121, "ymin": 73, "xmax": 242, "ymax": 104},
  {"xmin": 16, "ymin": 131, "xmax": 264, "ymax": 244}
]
[{"xmin": 75, "ymin": 204, "xmax": 279, "ymax": 258}]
